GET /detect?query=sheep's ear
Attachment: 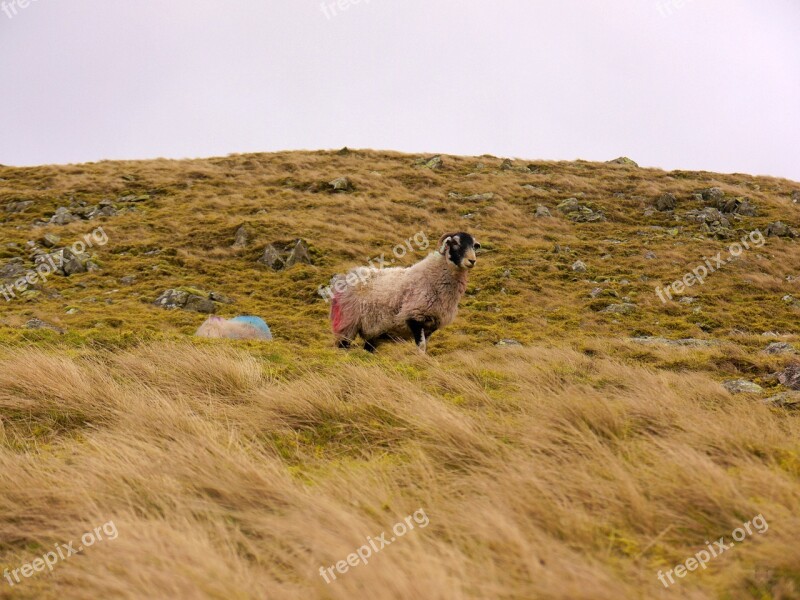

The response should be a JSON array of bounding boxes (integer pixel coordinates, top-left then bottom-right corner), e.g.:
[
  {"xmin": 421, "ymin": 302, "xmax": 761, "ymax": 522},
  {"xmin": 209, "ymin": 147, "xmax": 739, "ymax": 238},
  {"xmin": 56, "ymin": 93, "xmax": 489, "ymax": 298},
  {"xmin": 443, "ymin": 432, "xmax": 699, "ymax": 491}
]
[
  {"xmin": 437, "ymin": 233, "xmax": 460, "ymax": 254},
  {"xmin": 438, "ymin": 235, "xmax": 453, "ymax": 255}
]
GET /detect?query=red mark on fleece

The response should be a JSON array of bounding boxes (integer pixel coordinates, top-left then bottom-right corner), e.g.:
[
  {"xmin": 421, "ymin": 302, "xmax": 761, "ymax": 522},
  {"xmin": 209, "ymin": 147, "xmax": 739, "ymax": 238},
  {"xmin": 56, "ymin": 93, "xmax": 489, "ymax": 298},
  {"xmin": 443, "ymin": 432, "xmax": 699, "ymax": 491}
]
[{"xmin": 330, "ymin": 294, "xmax": 345, "ymax": 333}]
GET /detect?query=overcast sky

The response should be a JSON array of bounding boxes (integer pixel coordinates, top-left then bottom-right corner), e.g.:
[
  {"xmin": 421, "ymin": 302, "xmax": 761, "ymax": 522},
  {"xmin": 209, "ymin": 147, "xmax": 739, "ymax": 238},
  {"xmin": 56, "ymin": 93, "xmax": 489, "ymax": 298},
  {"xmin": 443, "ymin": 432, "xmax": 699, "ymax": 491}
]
[{"xmin": 1, "ymin": 0, "xmax": 798, "ymax": 180}]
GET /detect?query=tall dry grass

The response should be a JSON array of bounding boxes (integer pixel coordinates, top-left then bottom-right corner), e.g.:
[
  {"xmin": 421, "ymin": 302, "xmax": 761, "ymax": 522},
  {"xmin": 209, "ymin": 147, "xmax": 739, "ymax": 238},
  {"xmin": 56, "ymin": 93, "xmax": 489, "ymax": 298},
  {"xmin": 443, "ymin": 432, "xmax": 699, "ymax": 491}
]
[{"xmin": 1, "ymin": 342, "xmax": 798, "ymax": 599}]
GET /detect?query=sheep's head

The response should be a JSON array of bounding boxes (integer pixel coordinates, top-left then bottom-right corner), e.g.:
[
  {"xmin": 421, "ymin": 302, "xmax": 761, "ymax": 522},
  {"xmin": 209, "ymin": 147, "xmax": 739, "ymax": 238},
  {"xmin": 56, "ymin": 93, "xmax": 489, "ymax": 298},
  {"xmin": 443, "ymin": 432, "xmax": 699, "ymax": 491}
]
[{"xmin": 438, "ymin": 232, "xmax": 481, "ymax": 270}]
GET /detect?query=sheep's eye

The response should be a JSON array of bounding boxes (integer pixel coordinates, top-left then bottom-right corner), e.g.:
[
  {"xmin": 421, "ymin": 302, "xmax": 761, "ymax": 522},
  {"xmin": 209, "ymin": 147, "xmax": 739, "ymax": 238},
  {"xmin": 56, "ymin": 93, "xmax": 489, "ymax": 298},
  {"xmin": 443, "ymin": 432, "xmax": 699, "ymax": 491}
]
[{"xmin": 473, "ymin": 243, "xmax": 481, "ymax": 250}]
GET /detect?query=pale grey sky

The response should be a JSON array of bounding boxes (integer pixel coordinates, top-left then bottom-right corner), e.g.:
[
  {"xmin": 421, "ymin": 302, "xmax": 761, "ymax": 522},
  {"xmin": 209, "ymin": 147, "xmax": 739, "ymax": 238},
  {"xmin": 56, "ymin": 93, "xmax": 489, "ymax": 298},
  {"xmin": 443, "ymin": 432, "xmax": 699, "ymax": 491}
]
[{"xmin": 1, "ymin": 0, "xmax": 798, "ymax": 180}]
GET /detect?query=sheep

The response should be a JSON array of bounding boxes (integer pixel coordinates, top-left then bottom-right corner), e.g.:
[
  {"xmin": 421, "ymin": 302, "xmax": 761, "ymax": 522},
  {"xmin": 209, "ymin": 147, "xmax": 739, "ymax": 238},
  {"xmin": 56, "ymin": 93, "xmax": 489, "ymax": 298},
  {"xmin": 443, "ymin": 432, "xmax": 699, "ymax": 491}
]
[
  {"xmin": 329, "ymin": 232, "xmax": 480, "ymax": 353},
  {"xmin": 195, "ymin": 315, "xmax": 273, "ymax": 341}
]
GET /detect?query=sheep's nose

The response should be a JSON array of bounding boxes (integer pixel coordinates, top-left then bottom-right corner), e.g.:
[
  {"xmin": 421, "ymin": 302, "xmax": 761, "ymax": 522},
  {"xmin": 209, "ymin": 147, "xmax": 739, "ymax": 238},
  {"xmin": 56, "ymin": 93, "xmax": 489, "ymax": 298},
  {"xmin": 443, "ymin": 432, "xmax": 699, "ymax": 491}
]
[{"xmin": 466, "ymin": 259, "xmax": 476, "ymax": 268}]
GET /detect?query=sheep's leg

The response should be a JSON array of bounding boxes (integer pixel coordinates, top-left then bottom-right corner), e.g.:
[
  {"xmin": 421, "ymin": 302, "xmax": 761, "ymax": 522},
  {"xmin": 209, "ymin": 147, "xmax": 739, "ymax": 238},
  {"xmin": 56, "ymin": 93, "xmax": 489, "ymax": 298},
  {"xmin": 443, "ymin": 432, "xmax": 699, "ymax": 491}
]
[
  {"xmin": 407, "ymin": 320, "xmax": 427, "ymax": 354},
  {"xmin": 364, "ymin": 338, "xmax": 379, "ymax": 353},
  {"xmin": 336, "ymin": 338, "xmax": 351, "ymax": 349}
]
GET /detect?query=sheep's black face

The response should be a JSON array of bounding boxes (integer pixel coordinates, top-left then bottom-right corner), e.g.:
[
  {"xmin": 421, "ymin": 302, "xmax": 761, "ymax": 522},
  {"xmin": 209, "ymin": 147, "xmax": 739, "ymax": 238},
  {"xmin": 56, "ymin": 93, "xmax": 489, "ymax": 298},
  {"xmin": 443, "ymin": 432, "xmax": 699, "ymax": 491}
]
[{"xmin": 439, "ymin": 232, "xmax": 481, "ymax": 270}]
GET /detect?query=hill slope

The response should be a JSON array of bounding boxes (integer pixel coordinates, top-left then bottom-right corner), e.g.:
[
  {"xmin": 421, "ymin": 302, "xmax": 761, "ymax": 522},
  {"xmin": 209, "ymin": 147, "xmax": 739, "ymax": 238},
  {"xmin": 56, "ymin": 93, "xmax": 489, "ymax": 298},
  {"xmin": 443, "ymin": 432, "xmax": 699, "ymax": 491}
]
[{"xmin": 1, "ymin": 150, "xmax": 800, "ymax": 599}]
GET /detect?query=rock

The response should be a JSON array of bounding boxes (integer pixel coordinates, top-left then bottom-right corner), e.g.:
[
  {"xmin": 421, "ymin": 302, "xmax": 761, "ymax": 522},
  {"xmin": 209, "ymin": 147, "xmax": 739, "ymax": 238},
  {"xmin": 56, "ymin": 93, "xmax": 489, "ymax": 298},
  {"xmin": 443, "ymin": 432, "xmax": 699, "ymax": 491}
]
[
  {"xmin": 557, "ymin": 198, "xmax": 605, "ymax": 222},
  {"xmin": 571, "ymin": 260, "xmax": 587, "ymax": 273},
  {"xmin": 118, "ymin": 194, "xmax": 150, "ymax": 203},
  {"xmin": 557, "ymin": 198, "xmax": 581, "ymax": 213},
  {"xmin": 258, "ymin": 239, "xmax": 312, "ymax": 270},
  {"xmin": 500, "ymin": 159, "xmax": 514, "ymax": 170},
  {"xmin": 699, "ymin": 187, "xmax": 726, "ymax": 205},
  {"xmin": 154, "ymin": 289, "xmax": 217, "ymax": 314},
  {"xmin": 603, "ymin": 303, "xmax": 637, "ymax": 314},
  {"xmin": 119, "ymin": 276, "xmax": 137, "ymax": 285},
  {"xmin": 590, "ymin": 287, "xmax": 604, "ymax": 298},
  {"xmin": 764, "ymin": 342, "xmax": 796, "ymax": 355},
  {"xmin": 535, "ymin": 205, "xmax": 552, "ymax": 218},
  {"xmin": 608, "ymin": 157, "xmax": 638, "ymax": 167},
  {"xmin": 631, "ymin": 337, "xmax": 717, "ymax": 348},
  {"xmin": 259, "ymin": 245, "xmax": 283, "ymax": 270},
  {"xmin": 34, "ymin": 247, "xmax": 96, "ymax": 276},
  {"xmin": 778, "ymin": 363, "xmax": 800, "ymax": 390},
  {"xmin": 496, "ymin": 339, "xmax": 522, "ymax": 347},
  {"xmin": 449, "ymin": 192, "xmax": 495, "ymax": 202},
  {"xmin": 49, "ymin": 207, "xmax": 79, "ymax": 225},
  {"xmin": 792, "ymin": 191, "xmax": 800, "ymax": 204},
  {"xmin": 766, "ymin": 222, "xmax": 799, "ymax": 238},
  {"xmin": 40, "ymin": 233, "xmax": 61, "ymax": 248},
  {"xmin": 154, "ymin": 289, "xmax": 190, "ymax": 309},
  {"xmin": 24, "ymin": 318, "xmax": 64, "ymax": 334},
  {"xmin": 209, "ymin": 291, "xmax": 235, "ymax": 304},
  {"xmin": 184, "ymin": 295, "xmax": 217, "ymax": 314},
  {"xmin": 5, "ymin": 200, "xmax": 33, "ymax": 213},
  {"xmin": 285, "ymin": 239, "xmax": 311, "ymax": 268},
  {"xmin": 0, "ymin": 258, "xmax": 28, "ymax": 283},
  {"xmin": 718, "ymin": 197, "xmax": 757, "ymax": 216},
  {"xmin": 764, "ymin": 392, "xmax": 800, "ymax": 408},
  {"xmin": 644, "ymin": 251, "xmax": 657, "ymax": 260},
  {"xmin": 723, "ymin": 380, "xmax": 763, "ymax": 394},
  {"xmin": 337, "ymin": 146, "xmax": 351, "ymax": 155},
  {"xmin": 421, "ymin": 155, "xmax": 443, "ymax": 170},
  {"xmin": 328, "ymin": 176, "xmax": 353, "ymax": 193},
  {"xmin": 685, "ymin": 207, "xmax": 732, "ymax": 237},
  {"xmin": 679, "ymin": 296, "xmax": 697, "ymax": 305},
  {"xmin": 656, "ymin": 193, "xmax": 677, "ymax": 211},
  {"xmin": 686, "ymin": 207, "xmax": 728, "ymax": 225},
  {"xmin": 232, "ymin": 225, "xmax": 249, "ymax": 249}
]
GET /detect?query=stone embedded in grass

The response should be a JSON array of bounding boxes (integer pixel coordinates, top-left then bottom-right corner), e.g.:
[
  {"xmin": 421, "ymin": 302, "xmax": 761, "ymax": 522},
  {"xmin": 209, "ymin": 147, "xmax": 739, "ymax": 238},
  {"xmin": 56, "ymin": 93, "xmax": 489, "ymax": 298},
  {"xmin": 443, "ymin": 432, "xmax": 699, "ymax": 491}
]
[
  {"xmin": 764, "ymin": 392, "xmax": 800, "ymax": 408},
  {"xmin": 792, "ymin": 191, "xmax": 800, "ymax": 204},
  {"xmin": 699, "ymin": 187, "xmax": 726, "ymax": 205},
  {"xmin": 449, "ymin": 192, "xmax": 495, "ymax": 202},
  {"xmin": 5, "ymin": 200, "xmax": 33, "ymax": 213},
  {"xmin": 496, "ymin": 339, "xmax": 522, "ymax": 347},
  {"xmin": 723, "ymin": 379, "xmax": 763, "ymax": 394},
  {"xmin": 500, "ymin": 159, "xmax": 514, "ymax": 170},
  {"xmin": 328, "ymin": 177, "xmax": 354, "ymax": 193},
  {"xmin": 0, "ymin": 257, "xmax": 28, "ymax": 282},
  {"xmin": 571, "ymin": 260, "xmax": 587, "ymax": 273},
  {"xmin": 630, "ymin": 337, "xmax": 716, "ymax": 348},
  {"xmin": 232, "ymin": 225, "xmax": 249, "ymax": 249},
  {"xmin": 535, "ymin": 205, "xmax": 551, "ymax": 218},
  {"xmin": 602, "ymin": 303, "xmax": 637, "ymax": 314},
  {"xmin": 778, "ymin": 363, "xmax": 800, "ymax": 390},
  {"xmin": 154, "ymin": 288, "xmax": 218, "ymax": 314},
  {"xmin": 766, "ymin": 221, "xmax": 799, "ymax": 238},
  {"xmin": 607, "ymin": 157, "xmax": 638, "ymax": 167},
  {"xmin": 557, "ymin": 198, "xmax": 605, "ymax": 223},
  {"xmin": 764, "ymin": 342, "xmax": 796, "ymax": 355},
  {"xmin": 258, "ymin": 239, "xmax": 312, "ymax": 270},
  {"xmin": 24, "ymin": 318, "xmax": 64, "ymax": 334},
  {"xmin": 40, "ymin": 233, "xmax": 61, "ymax": 248},
  {"xmin": 34, "ymin": 247, "xmax": 98, "ymax": 276},
  {"xmin": 415, "ymin": 155, "xmax": 442, "ymax": 170},
  {"xmin": 118, "ymin": 194, "xmax": 151, "ymax": 203},
  {"xmin": 49, "ymin": 206, "xmax": 80, "ymax": 225},
  {"xmin": 655, "ymin": 193, "xmax": 677, "ymax": 211}
]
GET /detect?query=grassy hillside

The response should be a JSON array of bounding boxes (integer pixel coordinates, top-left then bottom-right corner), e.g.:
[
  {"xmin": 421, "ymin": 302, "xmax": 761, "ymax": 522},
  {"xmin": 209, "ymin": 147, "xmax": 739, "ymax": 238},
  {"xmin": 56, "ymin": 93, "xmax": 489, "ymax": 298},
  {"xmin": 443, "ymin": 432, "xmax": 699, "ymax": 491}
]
[{"xmin": 1, "ymin": 150, "xmax": 800, "ymax": 599}]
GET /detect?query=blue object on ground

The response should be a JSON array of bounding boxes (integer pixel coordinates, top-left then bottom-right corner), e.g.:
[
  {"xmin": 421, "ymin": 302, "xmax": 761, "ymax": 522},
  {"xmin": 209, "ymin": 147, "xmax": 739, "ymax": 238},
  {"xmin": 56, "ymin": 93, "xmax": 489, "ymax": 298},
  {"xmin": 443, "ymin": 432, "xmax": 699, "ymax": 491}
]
[{"xmin": 230, "ymin": 316, "xmax": 272, "ymax": 339}]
